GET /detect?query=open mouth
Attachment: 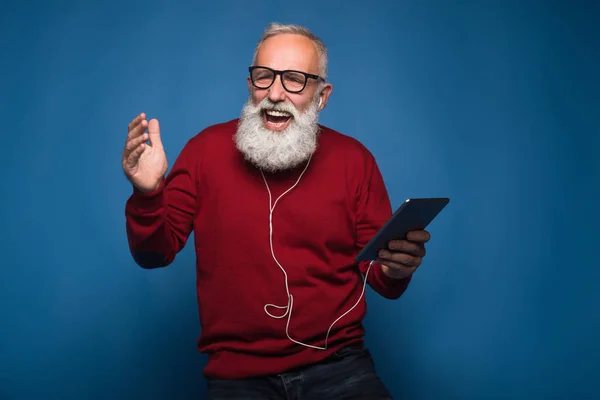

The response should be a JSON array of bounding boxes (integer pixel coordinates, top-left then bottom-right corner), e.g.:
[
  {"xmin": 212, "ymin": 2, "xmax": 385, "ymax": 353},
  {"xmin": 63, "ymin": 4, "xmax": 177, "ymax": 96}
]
[{"xmin": 263, "ymin": 109, "xmax": 293, "ymax": 131}]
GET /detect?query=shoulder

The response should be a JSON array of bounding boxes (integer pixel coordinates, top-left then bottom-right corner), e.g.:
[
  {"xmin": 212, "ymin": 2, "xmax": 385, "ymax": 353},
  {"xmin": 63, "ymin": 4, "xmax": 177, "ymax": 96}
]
[
  {"xmin": 317, "ymin": 124, "xmax": 377, "ymax": 165},
  {"xmin": 185, "ymin": 118, "xmax": 239, "ymax": 148},
  {"xmin": 171, "ymin": 119, "xmax": 239, "ymax": 169}
]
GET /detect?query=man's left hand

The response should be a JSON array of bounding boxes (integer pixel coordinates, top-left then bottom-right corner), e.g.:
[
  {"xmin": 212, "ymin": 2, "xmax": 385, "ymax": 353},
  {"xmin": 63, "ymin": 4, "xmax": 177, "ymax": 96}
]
[{"xmin": 378, "ymin": 230, "xmax": 431, "ymax": 280}]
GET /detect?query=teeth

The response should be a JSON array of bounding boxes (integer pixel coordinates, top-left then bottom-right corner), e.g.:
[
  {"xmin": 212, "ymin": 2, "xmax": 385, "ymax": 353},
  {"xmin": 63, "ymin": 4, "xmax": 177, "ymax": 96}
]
[{"xmin": 266, "ymin": 110, "xmax": 292, "ymax": 117}]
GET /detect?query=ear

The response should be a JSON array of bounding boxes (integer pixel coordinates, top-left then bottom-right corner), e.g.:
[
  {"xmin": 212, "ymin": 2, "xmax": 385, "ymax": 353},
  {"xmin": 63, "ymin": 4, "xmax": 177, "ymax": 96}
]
[
  {"xmin": 247, "ymin": 75, "xmax": 253, "ymax": 94},
  {"xmin": 317, "ymin": 82, "xmax": 333, "ymax": 111}
]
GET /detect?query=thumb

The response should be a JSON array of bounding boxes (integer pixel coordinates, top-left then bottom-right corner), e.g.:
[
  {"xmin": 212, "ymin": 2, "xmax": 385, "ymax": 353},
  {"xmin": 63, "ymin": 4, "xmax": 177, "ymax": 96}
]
[{"xmin": 147, "ymin": 118, "xmax": 163, "ymax": 149}]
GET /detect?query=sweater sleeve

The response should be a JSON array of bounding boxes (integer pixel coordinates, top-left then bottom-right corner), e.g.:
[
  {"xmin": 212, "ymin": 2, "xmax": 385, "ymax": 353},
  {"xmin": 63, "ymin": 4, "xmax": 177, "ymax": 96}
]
[
  {"xmin": 124, "ymin": 139, "xmax": 198, "ymax": 269},
  {"xmin": 355, "ymin": 152, "xmax": 412, "ymax": 300}
]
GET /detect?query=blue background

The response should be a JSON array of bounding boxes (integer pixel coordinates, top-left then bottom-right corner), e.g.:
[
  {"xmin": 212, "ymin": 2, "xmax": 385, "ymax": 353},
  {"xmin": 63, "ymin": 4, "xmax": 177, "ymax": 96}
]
[{"xmin": 1, "ymin": 1, "xmax": 599, "ymax": 399}]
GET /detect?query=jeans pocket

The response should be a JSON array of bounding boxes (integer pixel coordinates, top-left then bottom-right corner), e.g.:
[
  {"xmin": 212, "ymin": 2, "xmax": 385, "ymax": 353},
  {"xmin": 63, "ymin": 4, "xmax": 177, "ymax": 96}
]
[{"xmin": 333, "ymin": 345, "xmax": 367, "ymax": 359}]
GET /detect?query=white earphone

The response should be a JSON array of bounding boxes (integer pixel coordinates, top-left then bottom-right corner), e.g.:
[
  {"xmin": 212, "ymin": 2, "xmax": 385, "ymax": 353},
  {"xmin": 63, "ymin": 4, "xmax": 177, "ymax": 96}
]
[
  {"xmin": 318, "ymin": 98, "xmax": 322, "ymax": 108},
  {"xmin": 259, "ymin": 157, "xmax": 373, "ymax": 351}
]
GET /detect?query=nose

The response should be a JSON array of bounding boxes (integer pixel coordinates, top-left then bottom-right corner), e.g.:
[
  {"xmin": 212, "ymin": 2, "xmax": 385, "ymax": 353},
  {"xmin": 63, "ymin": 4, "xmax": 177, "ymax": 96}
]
[{"xmin": 267, "ymin": 75, "xmax": 287, "ymax": 103}]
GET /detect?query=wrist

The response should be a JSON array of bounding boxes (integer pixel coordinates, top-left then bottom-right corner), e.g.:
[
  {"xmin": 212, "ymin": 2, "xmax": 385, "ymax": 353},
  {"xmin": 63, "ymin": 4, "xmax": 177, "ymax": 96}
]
[{"xmin": 132, "ymin": 178, "xmax": 165, "ymax": 197}]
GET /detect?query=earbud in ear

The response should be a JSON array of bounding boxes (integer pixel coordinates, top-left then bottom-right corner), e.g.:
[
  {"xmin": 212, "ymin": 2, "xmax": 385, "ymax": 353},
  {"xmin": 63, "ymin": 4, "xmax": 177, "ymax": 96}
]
[{"xmin": 318, "ymin": 98, "xmax": 323, "ymax": 108}]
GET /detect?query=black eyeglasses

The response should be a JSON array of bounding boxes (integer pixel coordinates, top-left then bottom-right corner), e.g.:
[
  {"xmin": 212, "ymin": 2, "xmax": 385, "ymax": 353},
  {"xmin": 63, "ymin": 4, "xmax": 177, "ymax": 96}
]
[{"xmin": 249, "ymin": 66, "xmax": 324, "ymax": 93}]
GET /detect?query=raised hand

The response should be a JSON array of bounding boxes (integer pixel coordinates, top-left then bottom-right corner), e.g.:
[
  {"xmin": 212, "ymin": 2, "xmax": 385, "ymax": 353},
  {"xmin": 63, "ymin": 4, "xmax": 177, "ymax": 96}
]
[{"xmin": 122, "ymin": 112, "xmax": 168, "ymax": 192}]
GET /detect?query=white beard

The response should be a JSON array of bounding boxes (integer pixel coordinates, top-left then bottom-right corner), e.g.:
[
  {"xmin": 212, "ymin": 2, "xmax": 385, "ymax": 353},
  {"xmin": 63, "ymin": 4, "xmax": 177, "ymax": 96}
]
[{"xmin": 234, "ymin": 95, "xmax": 320, "ymax": 173}]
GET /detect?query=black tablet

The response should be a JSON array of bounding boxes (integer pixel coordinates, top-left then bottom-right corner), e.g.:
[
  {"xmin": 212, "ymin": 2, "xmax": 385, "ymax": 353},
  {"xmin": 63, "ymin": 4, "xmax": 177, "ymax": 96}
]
[{"xmin": 355, "ymin": 197, "xmax": 450, "ymax": 262}]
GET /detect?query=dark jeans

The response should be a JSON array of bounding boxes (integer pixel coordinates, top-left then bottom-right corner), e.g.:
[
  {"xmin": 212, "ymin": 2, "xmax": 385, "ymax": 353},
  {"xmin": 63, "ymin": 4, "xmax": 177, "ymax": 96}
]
[{"xmin": 206, "ymin": 346, "xmax": 393, "ymax": 399}]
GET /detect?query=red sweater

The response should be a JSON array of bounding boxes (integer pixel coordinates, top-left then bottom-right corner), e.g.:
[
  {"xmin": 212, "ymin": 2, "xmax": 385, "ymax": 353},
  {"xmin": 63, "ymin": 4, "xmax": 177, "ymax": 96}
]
[{"xmin": 125, "ymin": 119, "xmax": 411, "ymax": 379}]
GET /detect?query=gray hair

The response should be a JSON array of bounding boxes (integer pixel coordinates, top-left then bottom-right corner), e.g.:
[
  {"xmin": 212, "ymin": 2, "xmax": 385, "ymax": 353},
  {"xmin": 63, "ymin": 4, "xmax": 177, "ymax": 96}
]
[{"xmin": 251, "ymin": 22, "xmax": 329, "ymax": 80}]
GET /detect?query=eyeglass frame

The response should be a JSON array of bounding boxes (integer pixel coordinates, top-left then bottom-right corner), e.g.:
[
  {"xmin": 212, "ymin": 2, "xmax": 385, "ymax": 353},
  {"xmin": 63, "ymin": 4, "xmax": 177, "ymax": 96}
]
[{"xmin": 248, "ymin": 66, "xmax": 325, "ymax": 93}]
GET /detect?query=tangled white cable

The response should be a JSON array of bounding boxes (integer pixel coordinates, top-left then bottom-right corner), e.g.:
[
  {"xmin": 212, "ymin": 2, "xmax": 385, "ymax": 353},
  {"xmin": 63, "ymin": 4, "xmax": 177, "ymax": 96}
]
[{"xmin": 260, "ymin": 155, "xmax": 374, "ymax": 350}]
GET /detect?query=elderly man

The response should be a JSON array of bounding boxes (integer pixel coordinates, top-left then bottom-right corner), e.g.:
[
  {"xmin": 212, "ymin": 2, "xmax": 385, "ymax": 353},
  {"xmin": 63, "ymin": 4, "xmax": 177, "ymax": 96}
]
[{"xmin": 122, "ymin": 22, "xmax": 430, "ymax": 399}]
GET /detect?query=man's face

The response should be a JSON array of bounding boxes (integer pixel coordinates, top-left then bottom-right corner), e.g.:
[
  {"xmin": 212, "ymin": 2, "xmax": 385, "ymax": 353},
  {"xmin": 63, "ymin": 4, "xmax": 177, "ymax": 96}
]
[
  {"xmin": 234, "ymin": 33, "xmax": 333, "ymax": 173},
  {"xmin": 248, "ymin": 33, "xmax": 328, "ymax": 129}
]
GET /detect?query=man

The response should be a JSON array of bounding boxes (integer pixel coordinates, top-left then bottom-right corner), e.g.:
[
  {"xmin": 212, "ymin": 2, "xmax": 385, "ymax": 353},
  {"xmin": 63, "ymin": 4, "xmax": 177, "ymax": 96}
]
[{"xmin": 122, "ymin": 23, "xmax": 431, "ymax": 399}]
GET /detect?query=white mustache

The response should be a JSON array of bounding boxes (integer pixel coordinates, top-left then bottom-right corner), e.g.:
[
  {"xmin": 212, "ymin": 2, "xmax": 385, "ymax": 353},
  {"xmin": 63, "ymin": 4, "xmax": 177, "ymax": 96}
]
[
  {"xmin": 234, "ymin": 96, "xmax": 320, "ymax": 173},
  {"xmin": 258, "ymin": 98, "xmax": 299, "ymax": 119}
]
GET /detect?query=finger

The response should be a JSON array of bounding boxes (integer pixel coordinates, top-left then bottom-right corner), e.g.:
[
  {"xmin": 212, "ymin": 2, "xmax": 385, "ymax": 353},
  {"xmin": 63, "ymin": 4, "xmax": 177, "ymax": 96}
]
[
  {"xmin": 379, "ymin": 259, "xmax": 417, "ymax": 277},
  {"xmin": 387, "ymin": 240, "xmax": 426, "ymax": 257},
  {"xmin": 147, "ymin": 118, "xmax": 163, "ymax": 149},
  {"xmin": 128, "ymin": 112, "xmax": 146, "ymax": 131},
  {"xmin": 378, "ymin": 250, "xmax": 421, "ymax": 268},
  {"xmin": 125, "ymin": 142, "xmax": 147, "ymax": 168},
  {"xmin": 406, "ymin": 230, "xmax": 431, "ymax": 243},
  {"xmin": 127, "ymin": 118, "xmax": 148, "ymax": 141},
  {"xmin": 123, "ymin": 132, "xmax": 149, "ymax": 158}
]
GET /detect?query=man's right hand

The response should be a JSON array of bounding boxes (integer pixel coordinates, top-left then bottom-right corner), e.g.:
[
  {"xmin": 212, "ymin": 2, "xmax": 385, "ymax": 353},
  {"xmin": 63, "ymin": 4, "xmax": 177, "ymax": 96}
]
[{"xmin": 122, "ymin": 112, "xmax": 168, "ymax": 192}]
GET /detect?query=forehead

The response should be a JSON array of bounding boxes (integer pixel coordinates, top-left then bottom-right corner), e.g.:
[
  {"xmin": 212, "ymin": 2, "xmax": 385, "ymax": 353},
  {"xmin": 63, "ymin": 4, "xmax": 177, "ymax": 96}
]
[{"xmin": 255, "ymin": 33, "xmax": 320, "ymax": 74}]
